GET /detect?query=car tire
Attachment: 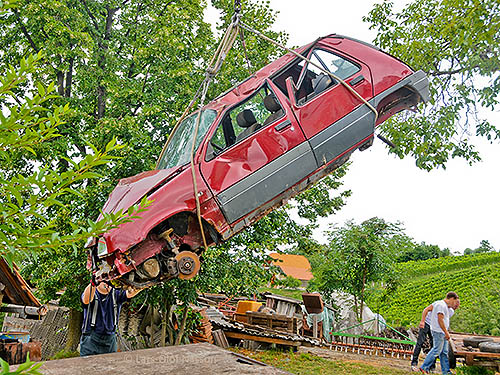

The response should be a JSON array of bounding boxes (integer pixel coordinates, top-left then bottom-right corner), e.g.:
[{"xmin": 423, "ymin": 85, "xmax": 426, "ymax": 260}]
[
  {"xmin": 478, "ymin": 342, "xmax": 500, "ymax": 353},
  {"xmin": 448, "ymin": 342, "xmax": 456, "ymax": 369},
  {"xmin": 463, "ymin": 337, "xmax": 494, "ymax": 348}
]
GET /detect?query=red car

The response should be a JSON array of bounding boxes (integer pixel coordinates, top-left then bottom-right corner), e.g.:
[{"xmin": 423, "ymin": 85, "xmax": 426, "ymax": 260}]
[{"xmin": 86, "ymin": 34, "xmax": 429, "ymax": 287}]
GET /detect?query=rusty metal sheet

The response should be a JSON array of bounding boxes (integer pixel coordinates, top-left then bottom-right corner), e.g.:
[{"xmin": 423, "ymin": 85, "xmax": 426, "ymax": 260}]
[
  {"xmin": 0, "ymin": 258, "xmax": 41, "ymax": 308},
  {"xmin": 302, "ymin": 293, "xmax": 324, "ymax": 314}
]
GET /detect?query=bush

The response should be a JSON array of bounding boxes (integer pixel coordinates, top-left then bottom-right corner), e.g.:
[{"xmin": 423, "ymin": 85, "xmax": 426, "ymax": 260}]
[
  {"xmin": 276, "ymin": 276, "xmax": 302, "ymax": 289},
  {"xmin": 456, "ymin": 366, "xmax": 495, "ymax": 375},
  {"xmin": 452, "ymin": 281, "xmax": 500, "ymax": 335}
]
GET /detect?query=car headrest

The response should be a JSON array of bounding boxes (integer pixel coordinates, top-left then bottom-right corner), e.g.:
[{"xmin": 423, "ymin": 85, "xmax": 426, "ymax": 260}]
[
  {"xmin": 264, "ymin": 94, "xmax": 281, "ymax": 113},
  {"xmin": 236, "ymin": 109, "xmax": 257, "ymax": 128}
]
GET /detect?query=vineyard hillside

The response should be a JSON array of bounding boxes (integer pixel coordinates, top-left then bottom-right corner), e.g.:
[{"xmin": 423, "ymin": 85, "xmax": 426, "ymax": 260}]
[{"xmin": 368, "ymin": 252, "xmax": 500, "ymax": 328}]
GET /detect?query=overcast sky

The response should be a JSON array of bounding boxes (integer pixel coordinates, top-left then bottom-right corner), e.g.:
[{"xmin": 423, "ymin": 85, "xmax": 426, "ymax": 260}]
[{"xmin": 208, "ymin": 0, "xmax": 500, "ymax": 253}]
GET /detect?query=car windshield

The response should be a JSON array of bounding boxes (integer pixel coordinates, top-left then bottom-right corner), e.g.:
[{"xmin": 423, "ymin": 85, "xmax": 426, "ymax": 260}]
[{"xmin": 158, "ymin": 110, "xmax": 217, "ymax": 169}]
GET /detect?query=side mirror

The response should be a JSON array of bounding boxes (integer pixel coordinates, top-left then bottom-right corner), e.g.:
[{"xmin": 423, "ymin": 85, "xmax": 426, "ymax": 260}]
[{"xmin": 285, "ymin": 76, "xmax": 297, "ymax": 107}]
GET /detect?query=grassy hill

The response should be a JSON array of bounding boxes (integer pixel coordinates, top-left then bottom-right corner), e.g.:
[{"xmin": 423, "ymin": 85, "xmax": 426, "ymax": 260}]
[{"xmin": 368, "ymin": 252, "xmax": 500, "ymax": 332}]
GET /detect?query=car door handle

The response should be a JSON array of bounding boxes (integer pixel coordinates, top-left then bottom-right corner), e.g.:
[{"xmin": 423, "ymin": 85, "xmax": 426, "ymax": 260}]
[
  {"xmin": 349, "ymin": 75, "xmax": 365, "ymax": 86},
  {"xmin": 274, "ymin": 120, "xmax": 291, "ymax": 132}
]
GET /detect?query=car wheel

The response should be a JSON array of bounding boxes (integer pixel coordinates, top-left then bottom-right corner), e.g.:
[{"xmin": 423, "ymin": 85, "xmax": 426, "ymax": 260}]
[
  {"xmin": 448, "ymin": 342, "xmax": 456, "ymax": 369},
  {"xmin": 478, "ymin": 342, "xmax": 500, "ymax": 353},
  {"xmin": 463, "ymin": 337, "xmax": 494, "ymax": 348}
]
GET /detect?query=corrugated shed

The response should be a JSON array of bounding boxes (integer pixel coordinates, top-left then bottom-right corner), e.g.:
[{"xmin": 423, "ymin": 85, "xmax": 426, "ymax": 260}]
[{"xmin": 270, "ymin": 253, "xmax": 313, "ymax": 281}]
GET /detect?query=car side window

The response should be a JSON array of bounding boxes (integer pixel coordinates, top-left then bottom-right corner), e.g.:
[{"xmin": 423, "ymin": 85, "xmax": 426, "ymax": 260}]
[
  {"xmin": 272, "ymin": 48, "xmax": 360, "ymax": 105},
  {"xmin": 208, "ymin": 86, "xmax": 284, "ymax": 157}
]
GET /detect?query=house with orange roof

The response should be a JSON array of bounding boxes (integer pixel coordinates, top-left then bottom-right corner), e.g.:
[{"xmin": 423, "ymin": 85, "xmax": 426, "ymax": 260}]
[{"xmin": 270, "ymin": 253, "xmax": 313, "ymax": 287}]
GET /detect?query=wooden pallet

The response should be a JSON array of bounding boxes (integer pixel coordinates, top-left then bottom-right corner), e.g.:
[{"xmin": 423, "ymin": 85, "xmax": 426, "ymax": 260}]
[{"xmin": 246, "ymin": 311, "xmax": 297, "ymax": 334}]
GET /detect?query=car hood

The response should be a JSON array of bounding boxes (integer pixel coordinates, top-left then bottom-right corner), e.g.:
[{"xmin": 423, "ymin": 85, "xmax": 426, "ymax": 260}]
[{"xmin": 99, "ymin": 167, "xmax": 181, "ymax": 218}]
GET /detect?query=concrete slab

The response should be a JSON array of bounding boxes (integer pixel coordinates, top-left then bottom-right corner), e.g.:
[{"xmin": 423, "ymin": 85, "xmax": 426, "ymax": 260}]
[{"xmin": 34, "ymin": 343, "xmax": 290, "ymax": 374}]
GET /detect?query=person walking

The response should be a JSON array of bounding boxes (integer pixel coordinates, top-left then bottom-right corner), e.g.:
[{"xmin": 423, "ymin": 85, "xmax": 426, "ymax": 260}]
[
  {"xmin": 419, "ymin": 292, "xmax": 459, "ymax": 374},
  {"xmin": 79, "ymin": 279, "xmax": 143, "ymax": 356},
  {"xmin": 411, "ymin": 298, "xmax": 460, "ymax": 372}
]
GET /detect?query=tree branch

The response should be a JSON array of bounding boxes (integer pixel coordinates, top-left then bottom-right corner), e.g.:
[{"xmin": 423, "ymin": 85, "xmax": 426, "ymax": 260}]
[
  {"xmin": 79, "ymin": 0, "xmax": 100, "ymax": 32},
  {"xmin": 13, "ymin": 9, "xmax": 39, "ymax": 53}
]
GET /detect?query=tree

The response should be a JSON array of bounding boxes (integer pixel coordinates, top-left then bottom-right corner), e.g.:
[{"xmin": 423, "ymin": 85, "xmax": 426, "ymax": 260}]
[
  {"xmin": 464, "ymin": 239, "xmax": 495, "ymax": 255},
  {"xmin": 364, "ymin": 0, "xmax": 499, "ymax": 170},
  {"xmin": 0, "ymin": 42, "xmax": 150, "ymax": 354},
  {"xmin": 397, "ymin": 241, "xmax": 451, "ymax": 262},
  {"xmin": 0, "ymin": 50, "xmax": 145, "ymax": 264},
  {"xmin": 311, "ymin": 217, "xmax": 406, "ymax": 321},
  {"xmin": 3, "ymin": 0, "xmax": 353, "ymax": 350}
]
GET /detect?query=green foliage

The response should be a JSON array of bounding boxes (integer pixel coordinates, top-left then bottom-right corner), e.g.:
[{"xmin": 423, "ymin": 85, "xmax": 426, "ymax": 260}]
[
  {"xmin": 456, "ymin": 366, "xmax": 495, "ymax": 375},
  {"xmin": 397, "ymin": 241, "xmax": 450, "ymax": 262},
  {"xmin": 452, "ymin": 280, "xmax": 500, "ymax": 336},
  {"xmin": 276, "ymin": 275, "xmax": 302, "ymax": 289},
  {"xmin": 398, "ymin": 252, "xmax": 500, "ymax": 278},
  {"xmin": 464, "ymin": 239, "xmax": 496, "ymax": 255},
  {"xmin": 311, "ymin": 217, "xmax": 406, "ymax": 320},
  {"xmin": 0, "ymin": 50, "xmax": 150, "ymax": 270},
  {"xmin": 373, "ymin": 253, "xmax": 500, "ymax": 328},
  {"xmin": 364, "ymin": 0, "xmax": 500, "ymax": 170},
  {"xmin": 0, "ymin": 353, "xmax": 43, "ymax": 375},
  {"xmin": 49, "ymin": 349, "xmax": 79, "ymax": 360}
]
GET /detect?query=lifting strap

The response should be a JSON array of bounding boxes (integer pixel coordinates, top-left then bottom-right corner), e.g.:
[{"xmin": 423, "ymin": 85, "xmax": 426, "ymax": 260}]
[{"xmin": 155, "ymin": 2, "xmax": 243, "ymax": 253}]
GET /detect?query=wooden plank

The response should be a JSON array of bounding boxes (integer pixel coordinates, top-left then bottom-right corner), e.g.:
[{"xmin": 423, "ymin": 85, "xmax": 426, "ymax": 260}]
[
  {"xmin": 455, "ymin": 351, "xmax": 500, "ymax": 360},
  {"xmin": 225, "ymin": 331, "xmax": 299, "ymax": 347},
  {"xmin": 213, "ymin": 329, "xmax": 229, "ymax": 349}
]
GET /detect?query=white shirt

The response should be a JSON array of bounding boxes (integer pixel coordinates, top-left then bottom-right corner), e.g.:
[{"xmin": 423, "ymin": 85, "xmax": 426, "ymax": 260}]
[
  {"xmin": 430, "ymin": 300, "xmax": 451, "ymax": 333},
  {"xmin": 425, "ymin": 301, "xmax": 454, "ymax": 326}
]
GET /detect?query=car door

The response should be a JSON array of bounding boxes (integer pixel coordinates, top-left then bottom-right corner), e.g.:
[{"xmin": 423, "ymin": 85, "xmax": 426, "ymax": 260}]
[
  {"xmin": 200, "ymin": 82, "xmax": 315, "ymax": 225},
  {"xmin": 276, "ymin": 43, "xmax": 375, "ymax": 167}
]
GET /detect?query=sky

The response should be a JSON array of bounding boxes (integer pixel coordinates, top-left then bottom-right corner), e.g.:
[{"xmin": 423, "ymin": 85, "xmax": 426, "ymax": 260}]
[{"xmin": 207, "ymin": 0, "xmax": 500, "ymax": 253}]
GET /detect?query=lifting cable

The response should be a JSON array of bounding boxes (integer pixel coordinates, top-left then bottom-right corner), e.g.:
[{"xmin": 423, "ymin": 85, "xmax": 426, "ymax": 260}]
[
  {"xmin": 156, "ymin": 0, "xmax": 379, "ymax": 255},
  {"xmin": 156, "ymin": 1, "xmax": 243, "ymax": 253}
]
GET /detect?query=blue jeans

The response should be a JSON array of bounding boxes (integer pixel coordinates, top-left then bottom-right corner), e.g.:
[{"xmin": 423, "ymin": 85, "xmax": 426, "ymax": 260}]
[
  {"xmin": 80, "ymin": 330, "xmax": 117, "ymax": 356},
  {"xmin": 420, "ymin": 331, "xmax": 450, "ymax": 374}
]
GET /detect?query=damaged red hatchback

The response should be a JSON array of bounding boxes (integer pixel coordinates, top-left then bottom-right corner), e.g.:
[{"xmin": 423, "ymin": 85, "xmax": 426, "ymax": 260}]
[{"xmin": 86, "ymin": 34, "xmax": 429, "ymax": 288}]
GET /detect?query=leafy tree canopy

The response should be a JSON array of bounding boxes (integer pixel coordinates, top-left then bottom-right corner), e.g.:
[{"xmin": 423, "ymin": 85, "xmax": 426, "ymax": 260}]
[
  {"xmin": 364, "ymin": 0, "xmax": 500, "ymax": 170},
  {"xmin": 0, "ymin": 50, "xmax": 146, "ymax": 269},
  {"xmin": 397, "ymin": 241, "xmax": 450, "ymax": 262},
  {"xmin": 310, "ymin": 217, "xmax": 408, "ymax": 320}
]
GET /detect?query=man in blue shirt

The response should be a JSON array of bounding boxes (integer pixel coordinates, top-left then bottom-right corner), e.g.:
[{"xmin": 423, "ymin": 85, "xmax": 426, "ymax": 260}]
[{"xmin": 80, "ymin": 280, "xmax": 143, "ymax": 356}]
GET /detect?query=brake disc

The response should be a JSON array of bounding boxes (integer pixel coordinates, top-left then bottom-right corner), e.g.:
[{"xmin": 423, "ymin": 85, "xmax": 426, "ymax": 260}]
[{"xmin": 174, "ymin": 251, "xmax": 201, "ymax": 280}]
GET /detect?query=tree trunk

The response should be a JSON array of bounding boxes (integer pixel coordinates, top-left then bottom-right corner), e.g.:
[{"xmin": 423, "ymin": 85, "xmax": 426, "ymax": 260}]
[
  {"xmin": 150, "ymin": 304, "xmax": 155, "ymax": 348},
  {"xmin": 160, "ymin": 308, "xmax": 167, "ymax": 347},
  {"xmin": 65, "ymin": 308, "xmax": 83, "ymax": 352},
  {"xmin": 96, "ymin": 7, "xmax": 118, "ymax": 119},
  {"xmin": 174, "ymin": 306, "xmax": 189, "ymax": 346},
  {"xmin": 360, "ymin": 265, "xmax": 367, "ymax": 323},
  {"xmin": 167, "ymin": 305, "xmax": 174, "ymax": 345},
  {"xmin": 65, "ymin": 57, "xmax": 74, "ymax": 98},
  {"xmin": 57, "ymin": 70, "xmax": 65, "ymax": 96}
]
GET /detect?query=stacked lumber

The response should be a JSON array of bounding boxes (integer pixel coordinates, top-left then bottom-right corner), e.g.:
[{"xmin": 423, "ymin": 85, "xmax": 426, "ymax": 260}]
[{"xmin": 190, "ymin": 308, "xmax": 213, "ymax": 344}]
